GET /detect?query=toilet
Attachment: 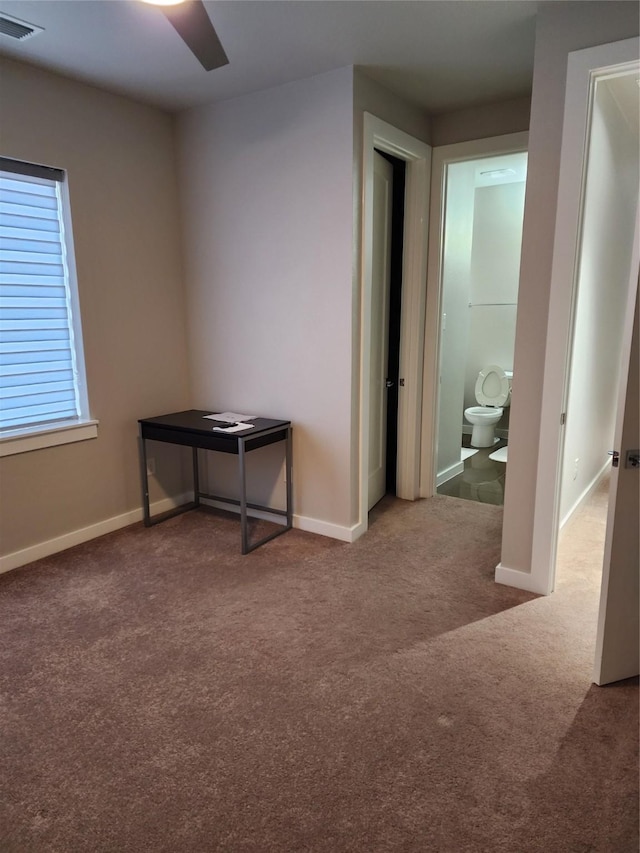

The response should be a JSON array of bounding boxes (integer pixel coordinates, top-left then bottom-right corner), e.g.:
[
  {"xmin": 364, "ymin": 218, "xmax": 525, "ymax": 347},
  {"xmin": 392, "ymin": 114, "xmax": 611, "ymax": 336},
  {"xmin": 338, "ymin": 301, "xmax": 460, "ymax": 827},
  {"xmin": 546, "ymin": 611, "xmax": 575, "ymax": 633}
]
[{"xmin": 464, "ymin": 365, "xmax": 513, "ymax": 447}]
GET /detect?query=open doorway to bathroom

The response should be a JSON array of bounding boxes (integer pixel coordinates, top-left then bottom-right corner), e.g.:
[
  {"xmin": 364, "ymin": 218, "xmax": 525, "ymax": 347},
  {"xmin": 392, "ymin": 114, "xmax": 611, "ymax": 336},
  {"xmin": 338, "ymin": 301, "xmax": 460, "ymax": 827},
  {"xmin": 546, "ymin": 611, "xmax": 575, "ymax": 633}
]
[{"xmin": 434, "ymin": 150, "xmax": 527, "ymax": 506}]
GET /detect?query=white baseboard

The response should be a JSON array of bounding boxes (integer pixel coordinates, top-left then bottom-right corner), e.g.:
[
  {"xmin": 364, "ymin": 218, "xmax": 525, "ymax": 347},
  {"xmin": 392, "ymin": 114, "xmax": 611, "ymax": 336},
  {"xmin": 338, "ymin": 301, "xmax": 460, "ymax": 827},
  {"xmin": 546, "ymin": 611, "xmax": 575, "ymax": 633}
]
[
  {"xmin": 494, "ymin": 562, "xmax": 550, "ymax": 595},
  {"xmin": 0, "ymin": 493, "xmax": 191, "ymax": 575},
  {"xmin": 0, "ymin": 496, "xmax": 357, "ymax": 574},
  {"xmin": 294, "ymin": 513, "xmax": 361, "ymax": 542},
  {"xmin": 560, "ymin": 459, "xmax": 611, "ymax": 529},
  {"xmin": 436, "ymin": 460, "xmax": 464, "ymax": 487},
  {"xmin": 200, "ymin": 498, "xmax": 358, "ymax": 542}
]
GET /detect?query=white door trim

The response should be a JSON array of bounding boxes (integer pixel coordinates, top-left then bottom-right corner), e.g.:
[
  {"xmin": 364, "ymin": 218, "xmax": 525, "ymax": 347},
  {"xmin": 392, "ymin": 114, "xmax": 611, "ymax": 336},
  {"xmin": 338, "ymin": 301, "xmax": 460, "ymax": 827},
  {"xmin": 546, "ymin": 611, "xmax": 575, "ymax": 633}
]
[
  {"xmin": 420, "ymin": 132, "xmax": 529, "ymax": 498},
  {"xmin": 528, "ymin": 37, "xmax": 640, "ymax": 596},
  {"xmin": 358, "ymin": 113, "xmax": 431, "ymax": 535}
]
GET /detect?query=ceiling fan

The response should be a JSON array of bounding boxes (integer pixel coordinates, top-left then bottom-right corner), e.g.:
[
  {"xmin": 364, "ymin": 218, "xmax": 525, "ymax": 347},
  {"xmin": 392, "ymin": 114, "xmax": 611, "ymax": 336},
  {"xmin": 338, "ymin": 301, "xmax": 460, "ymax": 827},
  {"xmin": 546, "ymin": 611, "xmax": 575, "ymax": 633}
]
[{"xmin": 142, "ymin": 0, "xmax": 228, "ymax": 71}]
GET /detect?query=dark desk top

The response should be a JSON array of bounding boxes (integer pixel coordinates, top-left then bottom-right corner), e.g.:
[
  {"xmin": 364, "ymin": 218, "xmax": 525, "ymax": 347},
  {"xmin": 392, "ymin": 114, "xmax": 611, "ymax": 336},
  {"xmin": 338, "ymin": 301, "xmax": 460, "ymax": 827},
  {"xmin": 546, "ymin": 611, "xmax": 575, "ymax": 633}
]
[{"xmin": 139, "ymin": 410, "xmax": 290, "ymax": 439}]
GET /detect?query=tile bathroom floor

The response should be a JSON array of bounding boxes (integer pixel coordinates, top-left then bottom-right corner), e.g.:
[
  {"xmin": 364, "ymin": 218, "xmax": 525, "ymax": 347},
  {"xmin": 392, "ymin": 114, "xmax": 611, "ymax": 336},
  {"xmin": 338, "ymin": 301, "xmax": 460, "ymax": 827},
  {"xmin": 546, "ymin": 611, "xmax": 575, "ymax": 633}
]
[{"xmin": 436, "ymin": 436, "xmax": 508, "ymax": 505}]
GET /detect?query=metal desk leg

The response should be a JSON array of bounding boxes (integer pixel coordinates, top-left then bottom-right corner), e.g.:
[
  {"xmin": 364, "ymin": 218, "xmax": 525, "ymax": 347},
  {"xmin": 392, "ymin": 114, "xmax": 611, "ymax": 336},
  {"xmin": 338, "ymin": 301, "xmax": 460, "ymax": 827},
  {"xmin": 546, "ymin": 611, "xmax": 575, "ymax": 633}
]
[
  {"xmin": 138, "ymin": 430, "xmax": 151, "ymax": 527},
  {"xmin": 239, "ymin": 437, "xmax": 249, "ymax": 554},
  {"xmin": 192, "ymin": 446, "xmax": 200, "ymax": 507},
  {"xmin": 138, "ymin": 428, "xmax": 198, "ymax": 526},
  {"xmin": 285, "ymin": 425, "xmax": 293, "ymax": 529}
]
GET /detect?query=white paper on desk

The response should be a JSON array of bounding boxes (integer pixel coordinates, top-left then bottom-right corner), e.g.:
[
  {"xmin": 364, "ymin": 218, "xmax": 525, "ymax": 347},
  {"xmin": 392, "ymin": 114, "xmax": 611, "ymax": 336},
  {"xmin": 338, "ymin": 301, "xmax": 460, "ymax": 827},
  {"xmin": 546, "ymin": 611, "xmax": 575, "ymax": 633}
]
[
  {"xmin": 212, "ymin": 422, "xmax": 254, "ymax": 433},
  {"xmin": 204, "ymin": 411, "xmax": 257, "ymax": 422}
]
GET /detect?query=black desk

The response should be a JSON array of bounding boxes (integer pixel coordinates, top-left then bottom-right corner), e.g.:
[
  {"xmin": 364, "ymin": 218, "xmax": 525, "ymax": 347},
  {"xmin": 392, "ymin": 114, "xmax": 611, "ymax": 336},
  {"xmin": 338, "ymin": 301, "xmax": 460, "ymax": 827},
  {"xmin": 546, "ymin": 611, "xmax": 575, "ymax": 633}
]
[{"xmin": 138, "ymin": 410, "xmax": 292, "ymax": 554}]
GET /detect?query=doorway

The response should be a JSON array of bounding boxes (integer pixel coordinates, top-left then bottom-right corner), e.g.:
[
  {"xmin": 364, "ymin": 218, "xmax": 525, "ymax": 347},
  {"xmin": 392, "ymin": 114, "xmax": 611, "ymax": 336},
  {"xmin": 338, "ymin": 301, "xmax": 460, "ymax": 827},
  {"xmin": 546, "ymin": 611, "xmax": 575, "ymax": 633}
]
[
  {"xmin": 379, "ymin": 151, "xmax": 406, "ymax": 498},
  {"xmin": 434, "ymin": 151, "xmax": 527, "ymax": 506},
  {"xmin": 550, "ymin": 62, "xmax": 639, "ymax": 685},
  {"xmin": 358, "ymin": 114, "xmax": 431, "ymax": 534},
  {"xmin": 555, "ymin": 69, "xmax": 639, "ymax": 576},
  {"xmin": 526, "ymin": 37, "xmax": 640, "ymax": 600},
  {"xmin": 368, "ymin": 149, "xmax": 406, "ymax": 510},
  {"xmin": 524, "ymin": 36, "xmax": 639, "ymax": 682},
  {"xmin": 420, "ymin": 132, "xmax": 529, "ymax": 501}
]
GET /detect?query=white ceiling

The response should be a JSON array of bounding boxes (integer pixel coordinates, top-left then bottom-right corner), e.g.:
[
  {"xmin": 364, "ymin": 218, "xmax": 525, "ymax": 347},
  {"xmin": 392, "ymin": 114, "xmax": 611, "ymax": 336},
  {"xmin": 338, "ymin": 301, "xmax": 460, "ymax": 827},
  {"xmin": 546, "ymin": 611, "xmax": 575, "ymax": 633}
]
[{"xmin": 0, "ymin": 0, "xmax": 539, "ymax": 114}]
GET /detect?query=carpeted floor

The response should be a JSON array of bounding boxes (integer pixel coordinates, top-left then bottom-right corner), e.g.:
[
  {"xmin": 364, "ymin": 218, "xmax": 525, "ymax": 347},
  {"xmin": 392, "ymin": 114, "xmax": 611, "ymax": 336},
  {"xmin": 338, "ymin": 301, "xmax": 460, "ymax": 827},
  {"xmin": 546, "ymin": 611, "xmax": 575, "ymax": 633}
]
[{"xmin": 1, "ymin": 488, "xmax": 637, "ymax": 852}]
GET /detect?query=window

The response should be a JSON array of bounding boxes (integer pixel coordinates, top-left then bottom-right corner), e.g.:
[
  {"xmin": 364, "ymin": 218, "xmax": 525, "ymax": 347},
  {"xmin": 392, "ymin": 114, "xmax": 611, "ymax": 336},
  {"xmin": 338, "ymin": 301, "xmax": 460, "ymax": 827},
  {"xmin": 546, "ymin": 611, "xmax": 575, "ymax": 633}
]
[{"xmin": 0, "ymin": 157, "xmax": 96, "ymax": 456}]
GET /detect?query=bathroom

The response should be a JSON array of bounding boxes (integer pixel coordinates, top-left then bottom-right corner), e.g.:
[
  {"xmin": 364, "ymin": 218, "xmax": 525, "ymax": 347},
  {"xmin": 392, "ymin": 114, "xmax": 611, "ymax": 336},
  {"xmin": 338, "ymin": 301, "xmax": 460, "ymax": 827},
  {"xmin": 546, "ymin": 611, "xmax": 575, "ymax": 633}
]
[{"xmin": 435, "ymin": 151, "xmax": 527, "ymax": 505}]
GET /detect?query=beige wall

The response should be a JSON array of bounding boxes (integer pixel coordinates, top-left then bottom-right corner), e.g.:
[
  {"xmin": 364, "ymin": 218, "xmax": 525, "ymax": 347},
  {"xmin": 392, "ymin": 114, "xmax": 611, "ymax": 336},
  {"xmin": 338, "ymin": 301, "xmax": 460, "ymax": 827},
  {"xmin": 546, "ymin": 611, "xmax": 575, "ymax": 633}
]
[
  {"xmin": 0, "ymin": 59, "xmax": 191, "ymax": 560},
  {"xmin": 177, "ymin": 67, "xmax": 356, "ymax": 535},
  {"xmin": 431, "ymin": 96, "xmax": 531, "ymax": 147},
  {"xmin": 500, "ymin": 2, "xmax": 639, "ymax": 576},
  {"xmin": 177, "ymin": 68, "xmax": 431, "ymax": 535},
  {"xmin": 353, "ymin": 71, "xmax": 432, "ymax": 145}
]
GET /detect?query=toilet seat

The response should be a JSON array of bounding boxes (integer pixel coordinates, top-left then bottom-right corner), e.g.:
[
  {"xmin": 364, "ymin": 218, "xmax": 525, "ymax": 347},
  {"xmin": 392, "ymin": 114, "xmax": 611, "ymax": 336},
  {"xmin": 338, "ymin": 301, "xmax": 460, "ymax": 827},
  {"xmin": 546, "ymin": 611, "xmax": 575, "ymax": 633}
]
[{"xmin": 475, "ymin": 365, "xmax": 511, "ymax": 407}]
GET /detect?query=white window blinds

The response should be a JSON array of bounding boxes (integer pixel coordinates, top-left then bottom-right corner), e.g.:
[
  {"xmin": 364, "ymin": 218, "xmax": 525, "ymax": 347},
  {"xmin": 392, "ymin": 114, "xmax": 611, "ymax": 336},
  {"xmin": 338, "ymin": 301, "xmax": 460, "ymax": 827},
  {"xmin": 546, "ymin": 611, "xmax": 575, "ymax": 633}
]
[{"xmin": 0, "ymin": 158, "xmax": 85, "ymax": 432}]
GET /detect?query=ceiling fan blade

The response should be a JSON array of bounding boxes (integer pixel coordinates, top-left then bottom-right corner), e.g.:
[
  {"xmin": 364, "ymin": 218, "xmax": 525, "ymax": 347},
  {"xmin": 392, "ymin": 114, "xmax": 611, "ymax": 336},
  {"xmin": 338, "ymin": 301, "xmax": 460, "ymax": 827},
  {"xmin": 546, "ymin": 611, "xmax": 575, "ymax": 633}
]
[{"xmin": 161, "ymin": 0, "xmax": 228, "ymax": 71}]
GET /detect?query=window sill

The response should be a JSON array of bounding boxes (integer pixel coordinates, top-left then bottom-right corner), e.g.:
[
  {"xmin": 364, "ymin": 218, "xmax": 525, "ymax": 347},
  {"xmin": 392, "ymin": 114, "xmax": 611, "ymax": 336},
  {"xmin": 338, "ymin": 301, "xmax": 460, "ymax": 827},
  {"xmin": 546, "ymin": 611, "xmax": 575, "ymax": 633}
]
[{"xmin": 0, "ymin": 420, "xmax": 99, "ymax": 458}]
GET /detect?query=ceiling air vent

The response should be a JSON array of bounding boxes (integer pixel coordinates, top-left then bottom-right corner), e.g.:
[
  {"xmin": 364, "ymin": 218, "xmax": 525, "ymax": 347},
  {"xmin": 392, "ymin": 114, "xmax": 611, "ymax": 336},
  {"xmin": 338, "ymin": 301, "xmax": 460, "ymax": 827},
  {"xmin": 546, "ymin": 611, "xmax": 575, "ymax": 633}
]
[{"xmin": 0, "ymin": 12, "xmax": 44, "ymax": 41}]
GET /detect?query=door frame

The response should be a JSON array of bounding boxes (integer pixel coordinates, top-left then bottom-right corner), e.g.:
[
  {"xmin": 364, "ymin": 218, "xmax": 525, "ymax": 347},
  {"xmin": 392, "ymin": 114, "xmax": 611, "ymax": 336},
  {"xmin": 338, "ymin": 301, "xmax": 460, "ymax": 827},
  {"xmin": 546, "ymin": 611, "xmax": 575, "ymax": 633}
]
[
  {"xmin": 420, "ymin": 132, "xmax": 529, "ymax": 497},
  {"xmin": 527, "ymin": 37, "xmax": 640, "ymax": 596},
  {"xmin": 358, "ymin": 114, "xmax": 430, "ymax": 534}
]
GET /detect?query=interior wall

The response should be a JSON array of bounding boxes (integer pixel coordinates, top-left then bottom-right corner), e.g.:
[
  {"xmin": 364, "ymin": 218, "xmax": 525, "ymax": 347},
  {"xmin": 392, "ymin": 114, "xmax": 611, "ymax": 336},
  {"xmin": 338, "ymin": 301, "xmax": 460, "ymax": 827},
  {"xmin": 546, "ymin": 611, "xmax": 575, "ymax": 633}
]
[
  {"xmin": 0, "ymin": 58, "xmax": 191, "ymax": 561},
  {"xmin": 436, "ymin": 160, "xmax": 474, "ymax": 481},
  {"xmin": 353, "ymin": 71, "xmax": 432, "ymax": 145},
  {"xmin": 464, "ymin": 180, "xmax": 525, "ymax": 414},
  {"xmin": 176, "ymin": 67, "xmax": 356, "ymax": 535},
  {"xmin": 500, "ymin": 1, "xmax": 639, "ymax": 578},
  {"xmin": 559, "ymin": 77, "xmax": 639, "ymax": 524},
  {"xmin": 431, "ymin": 95, "xmax": 531, "ymax": 147}
]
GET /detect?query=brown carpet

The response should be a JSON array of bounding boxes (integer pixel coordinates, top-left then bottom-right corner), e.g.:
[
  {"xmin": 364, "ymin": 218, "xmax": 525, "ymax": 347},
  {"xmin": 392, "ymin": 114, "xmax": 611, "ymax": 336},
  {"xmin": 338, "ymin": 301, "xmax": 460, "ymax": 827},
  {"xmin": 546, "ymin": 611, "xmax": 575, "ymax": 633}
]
[{"xmin": 1, "ymin": 490, "xmax": 637, "ymax": 852}]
